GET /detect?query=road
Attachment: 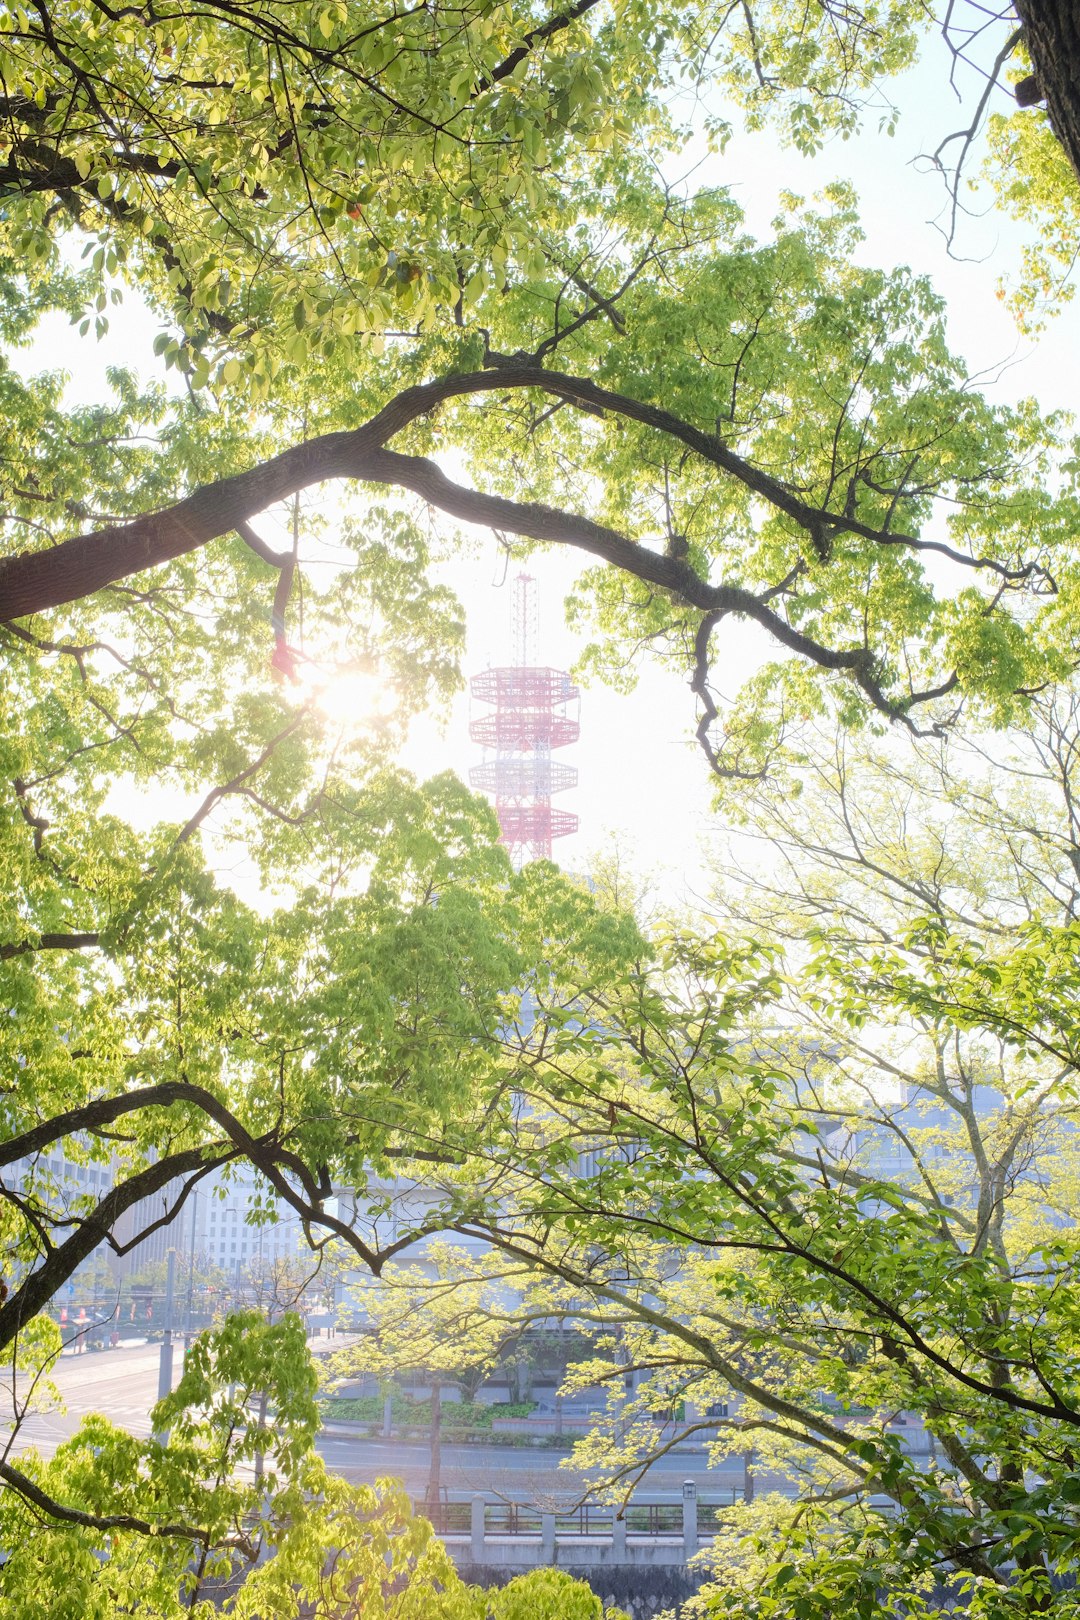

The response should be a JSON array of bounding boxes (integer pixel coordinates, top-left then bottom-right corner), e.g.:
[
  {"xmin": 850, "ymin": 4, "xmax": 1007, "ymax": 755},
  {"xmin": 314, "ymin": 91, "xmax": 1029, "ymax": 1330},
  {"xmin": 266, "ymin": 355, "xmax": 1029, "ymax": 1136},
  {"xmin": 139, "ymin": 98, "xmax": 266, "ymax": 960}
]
[
  {"xmin": 4, "ymin": 1345, "xmax": 161, "ymax": 1458},
  {"xmin": 2, "ymin": 1345, "xmax": 752, "ymax": 1502},
  {"xmin": 314, "ymin": 1433, "xmax": 750, "ymax": 1499}
]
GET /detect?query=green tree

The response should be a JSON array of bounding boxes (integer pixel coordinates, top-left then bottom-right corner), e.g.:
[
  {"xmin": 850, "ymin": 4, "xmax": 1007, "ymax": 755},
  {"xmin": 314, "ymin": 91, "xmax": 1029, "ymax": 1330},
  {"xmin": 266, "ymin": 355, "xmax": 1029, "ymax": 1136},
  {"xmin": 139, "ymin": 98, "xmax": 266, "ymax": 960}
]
[
  {"xmin": 6, "ymin": 0, "xmax": 1076, "ymax": 339},
  {"xmin": 5, "ymin": 182, "xmax": 1079, "ymax": 740},
  {"xmin": 331, "ymin": 1241, "xmax": 535, "ymax": 1507},
  {"xmin": 0, "ymin": 1307, "xmax": 613, "ymax": 1617},
  {"xmin": 0, "ymin": 0, "xmax": 663, "ymax": 382},
  {"xmin": 0, "ymin": 0, "xmax": 929, "ymax": 377},
  {"xmin": 984, "ymin": 66, "xmax": 1080, "ymax": 328},
  {"xmin": 408, "ymin": 691, "xmax": 1080, "ymax": 1618},
  {"xmin": 0, "ymin": 719, "xmax": 641, "ymax": 1603},
  {"xmin": 2, "ymin": 2, "xmax": 1079, "ymax": 1610},
  {"xmin": 488, "ymin": 1568, "xmax": 627, "ymax": 1620},
  {"xmin": 4, "ymin": 180, "xmax": 1080, "ymax": 1612},
  {"xmin": 1007, "ymin": 2, "xmax": 1080, "ymax": 189}
]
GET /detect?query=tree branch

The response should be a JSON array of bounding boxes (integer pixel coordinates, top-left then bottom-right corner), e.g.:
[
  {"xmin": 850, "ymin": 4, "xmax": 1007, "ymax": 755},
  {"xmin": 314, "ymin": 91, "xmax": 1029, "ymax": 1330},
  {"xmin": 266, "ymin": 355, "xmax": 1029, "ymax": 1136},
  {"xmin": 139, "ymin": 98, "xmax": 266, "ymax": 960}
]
[
  {"xmin": 0, "ymin": 932, "xmax": 100, "ymax": 961},
  {"xmin": 477, "ymin": 0, "xmax": 604, "ymax": 90},
  {"xmin": 0, "ymin": 1144, "xmax": 237, "ymax": 1348},
  {"xmin": 1, "ymin": 362, "xmax": 1038, "ymax": 623}
]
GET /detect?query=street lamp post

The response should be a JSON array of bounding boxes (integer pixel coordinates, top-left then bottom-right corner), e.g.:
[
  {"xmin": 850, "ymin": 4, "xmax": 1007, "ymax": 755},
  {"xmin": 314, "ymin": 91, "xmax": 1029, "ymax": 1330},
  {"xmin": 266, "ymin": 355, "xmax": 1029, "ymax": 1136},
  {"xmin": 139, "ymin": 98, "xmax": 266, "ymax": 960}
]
[
  {"xmin": 153, "ymin": 1248, "xmax": 177, "ymax": 1445},
  {"xmin": 184, "ymin": 1190, "xmax": 199, "ymax": 1350}
]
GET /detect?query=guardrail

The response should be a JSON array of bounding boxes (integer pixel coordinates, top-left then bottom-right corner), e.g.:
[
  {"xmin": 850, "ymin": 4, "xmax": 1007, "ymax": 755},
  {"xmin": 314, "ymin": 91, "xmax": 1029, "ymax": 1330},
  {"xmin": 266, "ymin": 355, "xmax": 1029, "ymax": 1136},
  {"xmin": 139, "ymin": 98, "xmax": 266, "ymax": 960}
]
[{"xmin": 419, "ymin": 1483, "xmax": 741, "ymax": 1568}]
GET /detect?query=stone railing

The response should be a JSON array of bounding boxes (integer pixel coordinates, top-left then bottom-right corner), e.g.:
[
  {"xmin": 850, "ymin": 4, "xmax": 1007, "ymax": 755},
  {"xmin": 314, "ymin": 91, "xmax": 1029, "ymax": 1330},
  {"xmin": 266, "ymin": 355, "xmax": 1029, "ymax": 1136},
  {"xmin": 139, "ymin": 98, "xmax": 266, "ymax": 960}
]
[{"xmin": 427, "ymin": 1482, "xmax": 734, "ymax": 1568}]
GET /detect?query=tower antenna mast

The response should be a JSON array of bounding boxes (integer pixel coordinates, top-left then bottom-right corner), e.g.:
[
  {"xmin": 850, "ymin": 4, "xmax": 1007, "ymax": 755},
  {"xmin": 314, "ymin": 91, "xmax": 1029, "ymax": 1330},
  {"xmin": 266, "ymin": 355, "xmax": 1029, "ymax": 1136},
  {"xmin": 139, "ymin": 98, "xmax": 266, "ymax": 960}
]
[{"xmin": 470, "ymin": 575, "xmax": 580, "ymax": 867}]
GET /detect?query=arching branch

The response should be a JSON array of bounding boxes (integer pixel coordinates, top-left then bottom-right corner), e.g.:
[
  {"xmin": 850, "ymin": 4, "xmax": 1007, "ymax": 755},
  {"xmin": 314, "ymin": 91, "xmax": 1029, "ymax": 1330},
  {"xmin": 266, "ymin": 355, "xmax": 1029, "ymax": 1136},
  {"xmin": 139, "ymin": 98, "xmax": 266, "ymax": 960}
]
[
  {"xmin": 0, "ymin": 932, "xmax": 100, "ymax": 961},
  {"xmin": 1, "ymin": 362, "xmax": 1041, "ymax": 622},
  {"xmin": 0, "ymin": 1144, "xmax": 238, "ymax": 1348}
]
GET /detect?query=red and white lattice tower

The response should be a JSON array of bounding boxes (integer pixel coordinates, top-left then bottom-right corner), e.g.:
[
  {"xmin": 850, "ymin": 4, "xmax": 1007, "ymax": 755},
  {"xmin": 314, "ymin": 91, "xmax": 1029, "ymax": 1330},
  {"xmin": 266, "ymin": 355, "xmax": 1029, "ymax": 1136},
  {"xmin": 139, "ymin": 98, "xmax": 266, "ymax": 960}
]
[{"xmin": 469, "ymin": 574, "xmax": 579, "ymax": 866}]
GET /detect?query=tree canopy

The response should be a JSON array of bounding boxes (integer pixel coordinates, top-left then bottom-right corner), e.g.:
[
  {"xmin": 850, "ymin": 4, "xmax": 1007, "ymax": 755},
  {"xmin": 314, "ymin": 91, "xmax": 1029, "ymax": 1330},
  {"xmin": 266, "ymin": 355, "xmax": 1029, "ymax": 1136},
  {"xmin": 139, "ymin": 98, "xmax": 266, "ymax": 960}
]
[
  {"xmin": 0, "ymin": 0, "xmax": 932, "ymax": 394},
  {"xmin": 5, "ymin": 180, "xmax": 1080, "ymax": 759},
  {"xmin": 392, "ymin": 698, "xmax": 1080, "ymax": 1618},
  {"xmin": 2, "ymin": 1310, "xmax": 619, "ymax": 1616},
  {"xmin": 3, "ymin": 0, "xmax": 1080, "ymax": 1615}
]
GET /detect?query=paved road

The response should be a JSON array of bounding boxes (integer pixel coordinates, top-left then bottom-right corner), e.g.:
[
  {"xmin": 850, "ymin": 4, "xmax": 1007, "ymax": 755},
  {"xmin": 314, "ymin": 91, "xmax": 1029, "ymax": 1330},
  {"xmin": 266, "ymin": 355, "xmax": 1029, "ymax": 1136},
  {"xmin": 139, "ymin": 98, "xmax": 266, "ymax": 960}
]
[
  {"xmin": 2, "ymin": 1345, "xmax": 753, "ymax": 1502},
  {"xmin": 3, "ymin": 1337, "xmax": 349, "ymax": 1459},
  {"xmin": 315, "ymin": 1433, "xmax": 748, "ymax": 1499},
  {"xmin": 4, "ymin": 1346, "xmax": 161, "ymax": 1458}
]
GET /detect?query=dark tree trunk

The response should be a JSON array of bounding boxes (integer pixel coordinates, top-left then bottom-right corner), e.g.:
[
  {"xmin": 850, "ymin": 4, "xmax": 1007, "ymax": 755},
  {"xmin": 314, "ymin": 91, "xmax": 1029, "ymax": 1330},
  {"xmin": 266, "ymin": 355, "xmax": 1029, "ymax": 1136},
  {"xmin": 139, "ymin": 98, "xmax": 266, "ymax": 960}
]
[
  {"xmin": 425, "ymin": 1378, "xmax": 442, "ymax": 1517},
  {"xmin": 1014, "ymin": 0, "xmax": 1080, "ymax": 182}
]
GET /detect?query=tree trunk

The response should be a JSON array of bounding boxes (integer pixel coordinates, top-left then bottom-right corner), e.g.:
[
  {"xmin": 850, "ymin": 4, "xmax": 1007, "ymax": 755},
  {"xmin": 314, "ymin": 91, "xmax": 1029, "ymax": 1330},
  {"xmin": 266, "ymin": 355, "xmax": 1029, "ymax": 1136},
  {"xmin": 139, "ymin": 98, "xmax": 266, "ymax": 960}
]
[
  {"xmin": 1014, "ymin": 0, "xmax": 1080, "ymax": 182},
  {"xmin": 425, "ymin": 1379, "xmax": 442, "ymax": 1519}
]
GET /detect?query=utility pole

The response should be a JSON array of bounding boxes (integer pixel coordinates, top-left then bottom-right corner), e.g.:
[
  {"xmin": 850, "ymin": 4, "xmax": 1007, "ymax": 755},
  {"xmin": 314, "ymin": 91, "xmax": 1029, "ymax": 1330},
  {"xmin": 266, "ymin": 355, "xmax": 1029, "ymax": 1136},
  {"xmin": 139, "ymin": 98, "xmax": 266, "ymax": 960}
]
[
  {"xmin": 184, "ymin": 1192, "xmax": 198, "ymax": 1350},
  {"xmin": 153, "ymin": 1248, "xmax": 176, "ymax": 1445}
]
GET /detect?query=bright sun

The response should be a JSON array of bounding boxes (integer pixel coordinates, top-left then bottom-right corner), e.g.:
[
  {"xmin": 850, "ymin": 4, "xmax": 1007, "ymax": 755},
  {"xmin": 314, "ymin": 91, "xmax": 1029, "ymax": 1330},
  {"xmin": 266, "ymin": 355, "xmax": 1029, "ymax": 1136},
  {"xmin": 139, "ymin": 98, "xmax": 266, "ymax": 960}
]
[{"xmin": 310, "ymin": 664, "xmax": 393, "ymax": 729}]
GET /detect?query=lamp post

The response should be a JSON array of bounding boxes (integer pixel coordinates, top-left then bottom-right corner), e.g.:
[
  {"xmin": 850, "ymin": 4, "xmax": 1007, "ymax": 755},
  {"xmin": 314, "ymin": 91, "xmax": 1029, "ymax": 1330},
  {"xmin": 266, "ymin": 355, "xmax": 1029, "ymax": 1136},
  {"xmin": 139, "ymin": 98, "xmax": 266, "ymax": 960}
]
[
  {"xmin": 152, "ymin": 1248, "xmax": 177, "ymax": 1445},
  {"xmin": 183, "ymin": 1190, "xmax": 199, "ymax": 1351},
  {"xmin": 682, "ymin": 1479, "xmax": 698, "ymax": 1561}
]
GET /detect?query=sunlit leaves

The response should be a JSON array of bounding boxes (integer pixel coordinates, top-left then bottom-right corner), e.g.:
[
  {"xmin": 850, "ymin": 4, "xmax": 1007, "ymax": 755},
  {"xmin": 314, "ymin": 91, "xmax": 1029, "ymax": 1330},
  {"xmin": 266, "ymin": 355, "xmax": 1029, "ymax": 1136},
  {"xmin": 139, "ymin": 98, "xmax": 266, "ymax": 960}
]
[{"xmin": 0, "ymin": 1309, "xmax": 592, "ymax": 1616}]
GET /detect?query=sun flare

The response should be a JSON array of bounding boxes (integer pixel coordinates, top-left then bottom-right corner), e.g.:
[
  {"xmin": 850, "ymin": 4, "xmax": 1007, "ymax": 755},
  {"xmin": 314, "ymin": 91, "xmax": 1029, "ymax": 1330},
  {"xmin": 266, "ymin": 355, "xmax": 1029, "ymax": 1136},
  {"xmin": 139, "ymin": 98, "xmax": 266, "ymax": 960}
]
[{"xmin": 310, "ymin": 664, "xmax": 394, "ymax": 729}]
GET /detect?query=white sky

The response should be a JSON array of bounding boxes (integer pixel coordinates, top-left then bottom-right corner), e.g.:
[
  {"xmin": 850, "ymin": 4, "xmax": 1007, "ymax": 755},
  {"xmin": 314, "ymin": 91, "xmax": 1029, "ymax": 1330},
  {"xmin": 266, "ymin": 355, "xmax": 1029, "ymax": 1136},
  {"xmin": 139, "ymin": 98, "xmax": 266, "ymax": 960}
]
[{"xmin": 22, "ymin": 31, "xmax": 1080, "ymax": 906}]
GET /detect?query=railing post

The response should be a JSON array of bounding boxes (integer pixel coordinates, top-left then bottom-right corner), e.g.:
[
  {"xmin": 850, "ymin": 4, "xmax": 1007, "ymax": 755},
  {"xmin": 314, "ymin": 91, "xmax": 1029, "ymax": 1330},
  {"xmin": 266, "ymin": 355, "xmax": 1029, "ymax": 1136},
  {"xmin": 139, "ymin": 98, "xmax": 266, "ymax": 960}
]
[
  {"xmin": 470, "ymin": 1495, "xmax": 485, "ymax": 1562},
  {"xmin": 682, "ymin": 1479, "xmax": 698, "ymax": 1561},
  {"xmin": 612, "ymin": 1511, "xmax": 627, "ymax": 1560},
  {"xmin": 541, "ymin": 1510, "xmax": 556, "ymax": 1564}
]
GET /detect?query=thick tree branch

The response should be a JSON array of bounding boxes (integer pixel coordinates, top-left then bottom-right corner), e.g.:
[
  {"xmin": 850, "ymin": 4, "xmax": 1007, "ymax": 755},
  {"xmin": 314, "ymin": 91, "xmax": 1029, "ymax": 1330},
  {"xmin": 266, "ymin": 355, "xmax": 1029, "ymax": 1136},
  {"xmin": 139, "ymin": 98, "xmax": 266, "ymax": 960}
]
[
  {"xmin": 0, "ymin": 1079, "xmax": 327, "ymax": 1209},
  {"xmin": 0, "ymin": 932, "xmax": 99, "ymax": 961},
  {"xmin": 0, "ymin": 1144, "xmax": 237, "ymax": 1348},
  {"xmin": 0, "ymin": 1083, "xmax": 228, "ymax": 1167},
  {"xmin": 0, "ymin": 1078, "xmax": 460, "ymax": 1304},
  {"xmin": 2, "ymin": 360, "xmax": 1047, "ymax": 737},
  {"xmin": 0, "ymin": 363, "xmax": 1036, "ymax": 623}
]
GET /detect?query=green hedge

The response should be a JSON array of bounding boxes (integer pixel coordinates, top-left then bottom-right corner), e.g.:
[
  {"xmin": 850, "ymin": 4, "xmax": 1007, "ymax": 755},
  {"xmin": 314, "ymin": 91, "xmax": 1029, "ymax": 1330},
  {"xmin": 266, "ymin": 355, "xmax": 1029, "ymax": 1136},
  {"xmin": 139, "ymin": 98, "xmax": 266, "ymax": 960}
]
[{"xmin": 318, "ymin": 1395, "xmax": 536, "ymax": 1431}]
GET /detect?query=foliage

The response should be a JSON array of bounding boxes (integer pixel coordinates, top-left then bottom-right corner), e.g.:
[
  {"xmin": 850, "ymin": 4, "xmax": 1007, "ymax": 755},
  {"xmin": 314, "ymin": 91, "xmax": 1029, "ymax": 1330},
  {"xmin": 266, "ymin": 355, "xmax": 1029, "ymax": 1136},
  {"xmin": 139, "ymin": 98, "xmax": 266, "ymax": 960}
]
[
  {"xmin": 985, "ymin": 100, "xmax": 1080, "ymax": 330},
  {"xmin": 0, "ymin": 660, "xmax": 641, "ymax": 1604},
  {"xmin": 0, "ymin": 0, "xmax": 655, "ymax": 383},
  {"xmin": 486, "ymin": 1567, "xmax": 626, "ymax": 1620},
  {"xmin": 383, "ymin": 693, "xmax": 1080, "ymax": 1619},
  {"xmin": 0, "ymin": 1309, "xmax": 613, "ymax": 1617},
  {"xmin": 333, "ymin": 1241, "xmax": 530, "ymax": 1397},
  {"xmin": 0, "ymin": 1313, "xmax": 406, "ymax": 1615},
  {"xmin": 318, "ymin": 1394, "xmax": 535, "ymax": 1429},
  {"xmin": 6, "ymin": 178, "xmax": 1080, "ymax": 775},
  {"xmin": 0, "ymin": 0, "xmax": 934, "ymax": 382},
  {"xmin": 2, "ymin": 0, "xmax": 1080, "ymax": 1614}
]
